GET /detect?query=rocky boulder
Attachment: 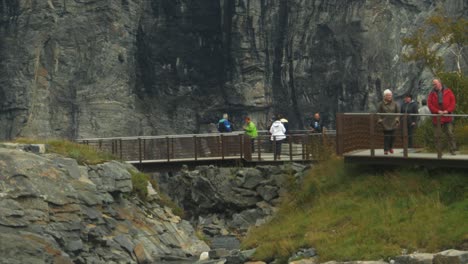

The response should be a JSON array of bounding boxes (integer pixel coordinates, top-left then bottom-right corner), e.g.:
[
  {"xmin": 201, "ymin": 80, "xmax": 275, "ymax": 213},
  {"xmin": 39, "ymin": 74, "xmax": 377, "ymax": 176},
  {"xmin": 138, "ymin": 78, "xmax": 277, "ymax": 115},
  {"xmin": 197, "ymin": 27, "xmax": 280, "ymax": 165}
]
[{"xmin": 0, "ymin": 147, "xmax": 209, "ymax": 263}]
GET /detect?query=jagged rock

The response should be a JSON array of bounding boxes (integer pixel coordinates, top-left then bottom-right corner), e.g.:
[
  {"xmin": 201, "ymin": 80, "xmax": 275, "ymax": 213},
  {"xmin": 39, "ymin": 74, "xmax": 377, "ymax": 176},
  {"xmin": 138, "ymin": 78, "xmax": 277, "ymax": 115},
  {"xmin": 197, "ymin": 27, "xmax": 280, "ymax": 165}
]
[
  {"xmin": 230, "ymin": 208, "xmax": 266, "ymax": 231},
  {"xmin": 289, "ymin": 259, "xmax": 318, "ymax": 264},
  {"xmin": 256, "ymin": 185, "xmax": 279, "ymax": 202},
  {"xmin": 88, "ymin": 161, "xmax": 132, "ymax": 193},
  {"xmin": 0, "ymin": 143, "xmax": 46, "ymax": 154},
  {"xmin": 434, "ymin": 249, "xmax": 468, "ymax": 264},
  {"xmin": 288, "ymin": 248, "xmax": 317, "ymax": 263},
  {"xmin": 238, "ymin": 168, "xmax": 264, "ymax": 189},
  {"xmin": 210, "ymin": 236, "xmax": 241, "ymax": 251},
  {"xmin": 322, "ymin": 261, "xmax": 388, "ymax": 264},
  {"xmin": 209, "ymin": 248, "xmax": 231, "ymax": 259},
  {"xmin": 0, "ymin": 148, "xmax": 209, "ymax": 262},
  {"xmin": 393, "ymin": 253, "xmax": 434, "ymax": 264}
]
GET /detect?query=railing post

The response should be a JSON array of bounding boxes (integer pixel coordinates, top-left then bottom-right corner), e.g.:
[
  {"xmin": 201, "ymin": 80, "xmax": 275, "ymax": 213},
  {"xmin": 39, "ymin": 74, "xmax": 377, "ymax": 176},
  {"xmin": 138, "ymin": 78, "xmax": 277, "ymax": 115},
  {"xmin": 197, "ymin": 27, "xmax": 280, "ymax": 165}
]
[
  {"xmin": 239, "ymin": 134, "xmax": 243, "ymax": 159},
  {"xmin": 257, "ymin": 136, "xmax": 261, "ymax": 161},
  {"xmin": 436, "ymin": 115, "xmax": 442, "ymax": 159},
  {"xmin": 273, "ymin": 136, "xmax": 277, "ymax": 161},
  {"xmin": 220, "ymin": 134, "xmax": 225, "ymax": 160},
  {"xmin": 98, "ymin": 140, "xmax": 102, "ymax": 150},
  {"xmin": 143, "ymin": 139, "xmax": 146, "ymax": 160},
  {"xmin": 370, "ymin": 114, "xmax": 375, "ymax": 157},
  {"xmin": 193, "ymin": 135, "xmax": 198, "ymax": 161},
  {"xmin": 119, "ymin": 139, "xmax": 123, "ymax": 160},
  {"xmin": 243, "ymin": 134, "xmax": 252, "ymax": 161},
  {"xmin": 336, "ymin": 113, "xmax": 344, "ymax": 155},
  {"xmin": 171, "ymin": 138, "xmax": 174, "ymax": 159},
  {"xmin": 289, "ymin": 135, "xmax": 293, "ymax": 161},
  {"xmin": 166, "ymin": 136, "xmax": 170, "ymax": 162},
  {"xmin": 403, "ymin": 114, "xmax": 408, "ymax": 158},
  {"xmin": 138, "ymin": 138, "xmax": 142, "ymax": 164}
]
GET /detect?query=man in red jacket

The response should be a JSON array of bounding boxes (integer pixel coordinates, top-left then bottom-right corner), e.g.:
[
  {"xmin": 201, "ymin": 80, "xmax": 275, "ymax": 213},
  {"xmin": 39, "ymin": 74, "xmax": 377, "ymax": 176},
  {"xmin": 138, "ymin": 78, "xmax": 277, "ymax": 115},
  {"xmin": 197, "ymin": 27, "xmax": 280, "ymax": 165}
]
[{"xmin": 427, "ymin": 79, "xmax": 457, "ymax": 155}]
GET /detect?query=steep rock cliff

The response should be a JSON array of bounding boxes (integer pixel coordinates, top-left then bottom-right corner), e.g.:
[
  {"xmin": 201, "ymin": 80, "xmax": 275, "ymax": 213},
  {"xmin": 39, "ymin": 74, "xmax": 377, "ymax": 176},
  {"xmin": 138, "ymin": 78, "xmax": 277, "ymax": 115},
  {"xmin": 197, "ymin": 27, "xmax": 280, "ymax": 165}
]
[{"xmin": 0, "ymin": 0, "xmax": 466, "ymax": 139}]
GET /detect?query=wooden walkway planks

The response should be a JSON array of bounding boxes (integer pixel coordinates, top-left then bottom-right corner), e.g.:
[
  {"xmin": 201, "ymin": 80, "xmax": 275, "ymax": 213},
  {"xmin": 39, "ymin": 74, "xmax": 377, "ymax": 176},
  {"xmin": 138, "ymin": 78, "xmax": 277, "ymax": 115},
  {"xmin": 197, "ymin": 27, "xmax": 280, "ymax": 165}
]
[{"xmin": 344, "ymin": 148, "xmax": 468, "ymax": 168}]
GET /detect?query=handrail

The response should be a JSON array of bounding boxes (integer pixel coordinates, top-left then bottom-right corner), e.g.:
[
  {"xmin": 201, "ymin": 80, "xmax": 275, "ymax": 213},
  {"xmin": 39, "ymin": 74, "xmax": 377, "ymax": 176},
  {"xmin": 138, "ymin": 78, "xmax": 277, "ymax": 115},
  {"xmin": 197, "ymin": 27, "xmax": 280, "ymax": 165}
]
[
  {"xmin": 346, "ymin": 113, "xmax": 468, "ymax": 117},
  {"xmin": 76, "ymin": 130, "xmax": 336, "ymax": 142}
]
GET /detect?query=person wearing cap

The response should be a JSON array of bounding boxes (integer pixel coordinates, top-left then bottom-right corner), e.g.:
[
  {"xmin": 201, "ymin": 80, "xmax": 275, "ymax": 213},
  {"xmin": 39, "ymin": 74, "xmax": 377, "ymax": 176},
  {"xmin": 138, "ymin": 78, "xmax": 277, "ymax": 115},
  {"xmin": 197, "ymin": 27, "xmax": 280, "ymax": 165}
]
[
  {"xmin": 243, "ymin": 117, "xmax": 258, "ymax": 152},
  {"xmin": 400, "ymin": 93, "xmax": 419, "ymax": 149},
  {"xmin": 377, "ymin": 89, "xmax": 400, "ymax": 155},
  {"xmin": 427, "ymin": 78, "xmax": 457, "ymax": 155}
]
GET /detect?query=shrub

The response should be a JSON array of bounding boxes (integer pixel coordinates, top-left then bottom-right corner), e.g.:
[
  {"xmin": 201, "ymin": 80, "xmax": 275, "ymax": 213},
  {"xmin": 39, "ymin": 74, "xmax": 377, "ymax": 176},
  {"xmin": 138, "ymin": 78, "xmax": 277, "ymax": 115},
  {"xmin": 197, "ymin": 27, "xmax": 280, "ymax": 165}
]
[
  {"xmin": 130, "ymin": 170, "xmax": 150, "ymax": 201},
  {"xmin": 415, "ymin": 118, "xmax": 468, "ymax": 153},
  {"xmin": 129, "ymin": 170, "xmax": 185, "ymax": 218}
]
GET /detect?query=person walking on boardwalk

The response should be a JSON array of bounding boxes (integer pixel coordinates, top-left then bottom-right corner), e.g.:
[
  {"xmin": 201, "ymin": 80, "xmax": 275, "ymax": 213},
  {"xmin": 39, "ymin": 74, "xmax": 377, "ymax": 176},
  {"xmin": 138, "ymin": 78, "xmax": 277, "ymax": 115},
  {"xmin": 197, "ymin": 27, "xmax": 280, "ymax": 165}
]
[
  {"xmin": 217, "ymin": 113, "xmax": 233, "ymax": 133},
  {"xmin": 269, "ymin": 115, "xmax": 286, "ymax": 160},
  {"xmin": 378, "ymin": 89, "xmax": 400, "ymax": 155},
  {"xmin": 418, "ymin": 99, "xmax": 431, "ymax": 125},
  {"xmin": 400, "ymin": 94, "xmax": 418, "ymax": 149},
  {"xmin": 243, "ymin": 117, "xmax": 258, "ymax": 152},
  {"xmin": 427, "ymin": 78, "xmax": 457, "ymax": 155}
]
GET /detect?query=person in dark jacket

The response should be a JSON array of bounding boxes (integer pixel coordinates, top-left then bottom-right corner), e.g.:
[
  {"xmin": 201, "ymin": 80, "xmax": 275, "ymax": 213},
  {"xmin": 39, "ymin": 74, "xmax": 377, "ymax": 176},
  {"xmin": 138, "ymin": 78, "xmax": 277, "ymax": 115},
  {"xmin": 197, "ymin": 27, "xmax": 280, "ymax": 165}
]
[
  {"xmin": 400, "ymin": 94, "xmax": 419, "ymax": 148},
  {"xmin": 378, "ymin": 89, "xmax": 400, "ymax": 155},
  {"xmin": 217, "ymin": 113, "xmax": 233, "ymax": 133},
  {"xmin": 310, "ymin": 113, "xmax": 323, "ymax": 133},
  {"xmin": 427, "ymin": 78, "xmax": 457, "ymax": 155}
]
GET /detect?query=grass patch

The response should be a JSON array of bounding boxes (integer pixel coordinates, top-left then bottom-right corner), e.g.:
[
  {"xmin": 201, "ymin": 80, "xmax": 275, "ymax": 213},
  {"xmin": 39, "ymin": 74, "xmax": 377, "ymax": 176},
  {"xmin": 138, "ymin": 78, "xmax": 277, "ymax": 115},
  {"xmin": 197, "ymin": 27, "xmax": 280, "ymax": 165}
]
[
  {"xmin": 13, "ymin": 138, "xmax": 116, "ymax": 165},
  {"xmin": 129, "ymin": 170, "xmax": 185, "ymax": 218},
  {"xmin": 241, "ymin": 158, "xmax": 468, "ymax": 262}
]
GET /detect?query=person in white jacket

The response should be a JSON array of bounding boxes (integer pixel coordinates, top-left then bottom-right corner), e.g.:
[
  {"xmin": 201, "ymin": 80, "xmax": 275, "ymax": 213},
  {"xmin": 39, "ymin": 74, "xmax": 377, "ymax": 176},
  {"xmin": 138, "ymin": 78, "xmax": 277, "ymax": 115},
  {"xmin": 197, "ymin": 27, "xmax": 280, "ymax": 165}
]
[{"xmin": 269, "ymin": 116, "xmax": 286, "ymax": 159}]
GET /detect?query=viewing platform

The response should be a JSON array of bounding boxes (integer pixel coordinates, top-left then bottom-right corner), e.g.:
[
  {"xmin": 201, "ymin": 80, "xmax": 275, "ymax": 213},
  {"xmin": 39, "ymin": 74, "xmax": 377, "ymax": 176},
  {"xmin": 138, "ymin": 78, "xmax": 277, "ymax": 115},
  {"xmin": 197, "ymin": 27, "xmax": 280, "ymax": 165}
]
[{"xmin": 336, "ymin": 113, "xmax": 468, "ymax": 168}]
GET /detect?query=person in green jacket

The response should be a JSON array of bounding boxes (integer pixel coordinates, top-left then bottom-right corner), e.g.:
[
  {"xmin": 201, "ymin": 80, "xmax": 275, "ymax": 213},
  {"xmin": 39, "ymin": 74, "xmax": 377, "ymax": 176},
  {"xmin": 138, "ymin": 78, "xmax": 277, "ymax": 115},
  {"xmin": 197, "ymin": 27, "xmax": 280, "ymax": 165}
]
[{"xmin": 243, "ymin": 117, "xmax": 258, "ymax": 152}]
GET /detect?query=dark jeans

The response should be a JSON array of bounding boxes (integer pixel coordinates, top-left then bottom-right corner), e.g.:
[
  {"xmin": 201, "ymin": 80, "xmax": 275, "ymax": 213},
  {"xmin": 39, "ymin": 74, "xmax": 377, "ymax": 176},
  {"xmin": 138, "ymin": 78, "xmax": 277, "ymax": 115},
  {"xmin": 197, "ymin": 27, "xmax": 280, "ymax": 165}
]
[
  {"xmin": 250, "ymin": 138, "xmax": 256, "ymax": 152},
  {"xmin": 272, "ymin": 139, "xmax": 284, "ymax": 159},
  {"xmin": 402, "ymin": 125, "xmax": 415, "ymax": 148},
  {"xmin": 383, "ymin": 130, "xmax": 395, "ymax": 151},
  {"xmin": 435, "ymin": 122, "xmax": 457, "ymax": 153}
]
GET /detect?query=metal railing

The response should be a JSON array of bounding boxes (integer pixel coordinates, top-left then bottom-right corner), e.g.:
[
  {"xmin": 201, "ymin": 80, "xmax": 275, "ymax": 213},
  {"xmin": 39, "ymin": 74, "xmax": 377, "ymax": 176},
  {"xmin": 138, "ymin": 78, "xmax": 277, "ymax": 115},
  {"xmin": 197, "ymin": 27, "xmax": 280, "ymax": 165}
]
[
  {"xmin": 76, "ymin": 130, "xmax": 336, "ymax": 163},
  {"xmin": 336, "ymin": 113, "xmax": 468, "ymax": 158}
]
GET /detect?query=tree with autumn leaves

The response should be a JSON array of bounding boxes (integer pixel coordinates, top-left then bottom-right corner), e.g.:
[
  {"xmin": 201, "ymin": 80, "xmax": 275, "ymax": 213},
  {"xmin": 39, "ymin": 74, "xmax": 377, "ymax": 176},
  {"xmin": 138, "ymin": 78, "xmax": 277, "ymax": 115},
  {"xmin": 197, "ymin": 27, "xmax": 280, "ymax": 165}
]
[{"xmin": 402, "ymin": 12, "xmax": 468, "ymax": 113}]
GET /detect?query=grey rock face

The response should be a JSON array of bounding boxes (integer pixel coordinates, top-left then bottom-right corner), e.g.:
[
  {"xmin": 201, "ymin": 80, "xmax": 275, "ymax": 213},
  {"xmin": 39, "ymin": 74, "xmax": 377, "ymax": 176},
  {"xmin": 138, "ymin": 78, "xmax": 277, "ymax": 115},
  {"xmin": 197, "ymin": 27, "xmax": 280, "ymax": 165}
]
[
  {"xmin": 0, "ymin": 147, "xmax": 209, "ymax": 263},
  {"xmin": 1, "ymin": 1, "xmax": 467, "ymax": 139},
  {"xmin": 155, "ymin": 163, "xmax": 309, "ymax": 238}
]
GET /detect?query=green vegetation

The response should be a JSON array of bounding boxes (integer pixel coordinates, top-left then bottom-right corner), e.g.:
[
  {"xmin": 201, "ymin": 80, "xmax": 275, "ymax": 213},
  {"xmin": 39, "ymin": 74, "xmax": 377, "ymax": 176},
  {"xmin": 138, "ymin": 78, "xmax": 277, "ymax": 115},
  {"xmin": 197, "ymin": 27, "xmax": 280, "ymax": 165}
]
[
  {"xmin": 414, "ymin": 118, "xmax": 468, "ymax": 154},
  {"xmin": 129, "ymin": 170, "xmax": 185, "ymax": 218},
  {"xmin": 13, "ymin": 138, "xmax": 116, "ymax": 165},
  {"xmin": 402, "ymin": 12, "xmax": 468, "ymax": 113},
  {"xmin": 241, "ymin": 158, "xmax": 468, "ymax": 262}
]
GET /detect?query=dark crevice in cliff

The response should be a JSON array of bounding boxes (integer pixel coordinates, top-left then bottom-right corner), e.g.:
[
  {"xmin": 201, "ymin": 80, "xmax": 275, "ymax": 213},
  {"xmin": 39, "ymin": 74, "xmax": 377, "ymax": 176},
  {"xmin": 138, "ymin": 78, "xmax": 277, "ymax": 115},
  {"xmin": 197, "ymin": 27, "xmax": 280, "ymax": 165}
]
[
  {"xmin": 271, "ymin": 0, "xmax": 289, "ymax": 116},
  {"xmin": 287, "ymin": 41, "xmax": 304, "ymax": 129},
  {"xmin": 222, "ymin": 0, "xmax": 235, "ymax": 100},
  {"xmin": 135, "ymin": 1, "xmax": 225, "ymax": 100}
]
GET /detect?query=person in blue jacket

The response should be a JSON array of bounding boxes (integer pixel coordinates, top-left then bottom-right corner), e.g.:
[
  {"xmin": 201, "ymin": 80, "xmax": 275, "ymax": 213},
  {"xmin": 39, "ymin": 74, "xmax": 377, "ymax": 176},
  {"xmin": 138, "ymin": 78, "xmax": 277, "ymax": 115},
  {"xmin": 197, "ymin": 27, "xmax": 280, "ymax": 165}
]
[{"xmin": 217, "ymin": 113, "xmax": 233, "ymax": 132}]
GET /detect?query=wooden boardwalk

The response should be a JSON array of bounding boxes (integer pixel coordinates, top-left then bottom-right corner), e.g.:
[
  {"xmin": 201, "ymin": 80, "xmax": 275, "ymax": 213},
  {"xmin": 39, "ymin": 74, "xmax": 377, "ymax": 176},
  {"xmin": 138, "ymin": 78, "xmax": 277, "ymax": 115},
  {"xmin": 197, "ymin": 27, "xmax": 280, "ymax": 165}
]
[
  {"xmin": 343, "ymin": 148, "xmax": 468, "ymax": 168},
  {"xmin": 77, "ymin": 131, "xmax": 336, "ymax": 168},
  {"xmin": 336, "ymin": 113, "xmax": 468, "ymax": 169}
]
